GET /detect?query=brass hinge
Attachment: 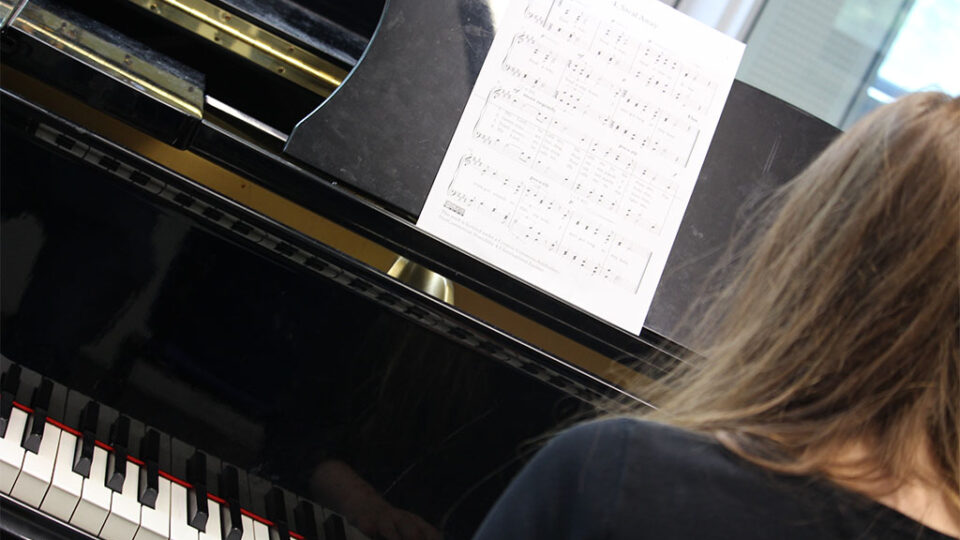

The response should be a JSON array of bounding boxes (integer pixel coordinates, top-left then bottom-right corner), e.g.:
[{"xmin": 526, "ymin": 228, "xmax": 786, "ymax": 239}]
[{"xmin": 126, "ymin": 0, "xmax": 347, "ymax": 97}]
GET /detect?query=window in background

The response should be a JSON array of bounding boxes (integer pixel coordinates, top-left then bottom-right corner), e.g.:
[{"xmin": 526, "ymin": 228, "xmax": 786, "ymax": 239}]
[
  {"xmin": 680, "ymin": 0, "xmax": 959, "ymax": 129},
  {"xmin": 843, "ymin": 0, "xmax": 960, "ymax": 127}
]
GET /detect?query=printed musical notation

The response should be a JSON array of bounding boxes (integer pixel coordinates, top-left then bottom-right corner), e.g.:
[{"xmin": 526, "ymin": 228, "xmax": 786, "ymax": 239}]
[{"xmin": 419, "ymin": 0, "xmax": 744, "ymax": 333}]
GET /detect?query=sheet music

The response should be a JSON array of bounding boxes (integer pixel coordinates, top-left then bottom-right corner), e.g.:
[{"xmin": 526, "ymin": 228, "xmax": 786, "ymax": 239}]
[{"xmin": 418, "ymin": 0, "xmax": 745, "ymax": 334}]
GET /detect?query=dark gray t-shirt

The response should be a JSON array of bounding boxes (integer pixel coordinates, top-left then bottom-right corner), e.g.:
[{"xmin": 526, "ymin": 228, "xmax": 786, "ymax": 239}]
[{"xmin": 474, "ymin": 418, "xmax": 956, "ymax": 539}]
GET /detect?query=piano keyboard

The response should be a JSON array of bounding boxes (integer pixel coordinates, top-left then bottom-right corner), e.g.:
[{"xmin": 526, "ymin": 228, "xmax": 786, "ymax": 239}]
[{"xmin": 0, "ymin": 358, "xmax": 368, "ymax": 540}]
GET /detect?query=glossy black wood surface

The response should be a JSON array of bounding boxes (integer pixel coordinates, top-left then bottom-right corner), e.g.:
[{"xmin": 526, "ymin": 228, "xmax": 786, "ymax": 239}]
[{"xmin": 0, "ymin": 106, "xmax": 595, "ymax": 538}]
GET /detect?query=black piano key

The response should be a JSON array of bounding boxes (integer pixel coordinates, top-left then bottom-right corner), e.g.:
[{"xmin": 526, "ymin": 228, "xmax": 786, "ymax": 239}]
[
  {"xmin": 187, "ymin": 484, "xmax": 209, "ymax": 531},
  {"xmin": 0, "ymin": 392, "xmax": 13, "ymax": 438},
  {"xmin": 21, "ymin": 415, "xmax": 46, "ymax": 454},
  {"xmin": 265, "ymin": 487, "xmax": 290, "ymax": 540},
  {"xmin": 323, "ymin": 514, "xmax": 347, "ymax": 540},
  {"xmin": 220, "ymin": 465, "xmax": 243, "ymax": 540},
  {"xmin": 21, "ymin": 378, "xmax": 53, "ymax": 453},
  {"xmin": 221, "ymin": 502, "xmax": 243, "ymax": 540},
  {"xmin": 73, "ymin": 435, "xmax": 95, "ymax": 479},
  {"xmin": 105, "ymin": 447, "xmax": 128, "ymax": 493},
  {"xmin": 105, "ymin": 415, "xmax": 130, "ymax": 492},
  {"xmin": 12, "ymin": 364, "xmax": 38, "ymax": 408},
  {"xmin": 12, "ymin": 366, "xmax": 42, "ymax": 451},
  {"xmin": 138, "ymin": 429, "xmax": 160, "ymax": 508},
  {"xmin": 1, "ymin": 363, "xmax": 22, "ymax": 437},
  {"xmin": 187, "ymin": 450, "xmax": 209, "ymax": 531},
  {"xmin": 72, "ymin": 401, "xmax": 99, "ymax": 477},
  {"xmin": 294, "ymin": 500, "xmax": 320, "ymax": 540}
]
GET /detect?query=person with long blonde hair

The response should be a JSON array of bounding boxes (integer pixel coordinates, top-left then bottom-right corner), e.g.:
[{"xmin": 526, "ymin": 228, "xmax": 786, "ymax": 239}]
[{"xmin": 474, "ymin": 92, "xmax": 960, "ymax": 539}]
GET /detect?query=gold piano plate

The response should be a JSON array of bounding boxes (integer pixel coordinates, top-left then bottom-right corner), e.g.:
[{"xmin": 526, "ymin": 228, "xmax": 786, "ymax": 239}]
[
  {"xmin": 10, "ymin": 0, "xmax": 203, "ymax": 118},
  {"xmin": 388, "ymin": 257, "xmax": 456, "ymax": 305},
  {"xmin": 125, "ymin": 0, "xmax": 347, "ymax": 97}
]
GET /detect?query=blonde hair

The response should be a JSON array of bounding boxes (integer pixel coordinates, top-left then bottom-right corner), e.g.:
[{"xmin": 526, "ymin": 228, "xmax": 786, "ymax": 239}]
[{"xmin": 637, "ymin": 92, "xmax": 960, "ymax": 505}]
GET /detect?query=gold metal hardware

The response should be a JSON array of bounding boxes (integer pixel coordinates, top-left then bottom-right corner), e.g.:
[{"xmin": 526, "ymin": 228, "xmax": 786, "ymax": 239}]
[
  {"xmin": 10, "ymin": 1, "xmax": 203, "ymax": 118},
  {"xmin": 124, "ymin": 0, "xmax": 347, "ymax": 97},
  {"xmin": 388, "ymin": 257, "xmax": 456, "ymax": 305},
  {"xmin": 0, "ymin": 0, "xmax": 17, "ymax": 28}
]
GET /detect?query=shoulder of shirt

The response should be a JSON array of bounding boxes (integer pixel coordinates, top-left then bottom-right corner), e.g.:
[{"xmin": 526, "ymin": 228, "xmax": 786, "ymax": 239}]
[
  {"xmin": 545, "ymin": 418, "xmax": 959, "ymax": 540},
  {"xmin": 543, "ymin": 417, "xmax": 767, "ymax": 493},
  {"xmin": 548, "ymin": 417, "xmax": 717, "ymax": 460}
]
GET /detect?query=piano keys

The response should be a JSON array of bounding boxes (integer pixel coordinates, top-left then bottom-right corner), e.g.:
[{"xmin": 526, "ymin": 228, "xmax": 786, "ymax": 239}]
[{"xmin": 0, "ymin": 358, "xmax": 369, "ymax": 540}]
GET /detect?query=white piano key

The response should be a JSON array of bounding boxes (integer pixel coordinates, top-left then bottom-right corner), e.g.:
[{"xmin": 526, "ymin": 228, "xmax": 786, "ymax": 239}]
[
  {"xmin": 251, "ymin": 517, "xmax": 271, "ymax": 540},
  {"xmin": 170, "ymin": 482, "xmax": 199, "ymax": 540},
  {"xmin": 101, "ymin": 460, "xmax": 143, "ymax": 540},
  {"xmin": 240, "ymin": 514, "xmax": 255, "ymax": 540},
  {"xmin": 134, "ymin": 476, "xmax": 171, "ymax": 540},
  {"xmin": 0, "ymin": 407, "xmax": 28, "ymax": 493},
  {"xmin": 40, "ymin": 429, "xmax": 83, "ymax": 521},
  {"xmin": 70, "ymin": 445, "xmax": 112, "ymax": 535},
  {"xmin": 10, "ymin": 418, "xmax": 60, "ymax": 507},
  {"xmin": 199, "ymin": 499, "xmax": 223, "ymax": 540}
]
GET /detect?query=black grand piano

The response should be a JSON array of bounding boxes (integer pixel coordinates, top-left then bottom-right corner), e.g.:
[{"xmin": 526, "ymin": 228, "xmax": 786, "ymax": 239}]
[{"xmin": 0, "ymin": 1, "xmax": 840, "ymax": 538}]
